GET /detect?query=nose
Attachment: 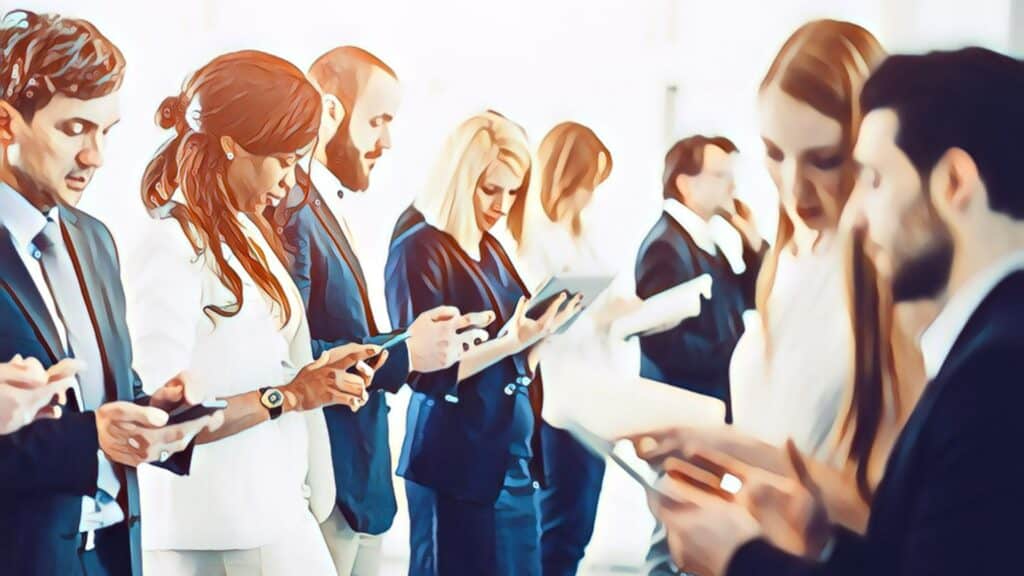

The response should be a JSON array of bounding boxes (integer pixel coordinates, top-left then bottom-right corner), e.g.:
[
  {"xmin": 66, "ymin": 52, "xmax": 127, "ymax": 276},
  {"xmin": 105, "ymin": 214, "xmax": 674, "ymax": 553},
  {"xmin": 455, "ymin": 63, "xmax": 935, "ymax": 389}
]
[
  {"xmin": 498, "ymin": 189, "xmax": 516, "ymax": 214},
  {"xmin": 77, "ymin": 132, "xmax": 105, "ymax": 169},
  {"xmin": 279, "ymin": 166, "xmax": 297, "ymax": 192},
  {"xmin": 379, "ymin": 123, "xmax": 392, "ymax": 150},
  {"xmin": 781, "ymin": 159, "xmax": 812, "ymax": 206}
]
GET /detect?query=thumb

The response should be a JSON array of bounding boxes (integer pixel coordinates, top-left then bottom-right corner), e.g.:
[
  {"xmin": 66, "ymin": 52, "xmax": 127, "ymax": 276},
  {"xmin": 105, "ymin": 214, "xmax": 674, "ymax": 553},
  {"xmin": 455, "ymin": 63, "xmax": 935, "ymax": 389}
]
[
  {"xmin": 785, "ymin": 439, "xmax": 821, "ymax": 498},
  {"xmin": 427, "ymin": 305, "xmax": 461, "ymax": 322}
]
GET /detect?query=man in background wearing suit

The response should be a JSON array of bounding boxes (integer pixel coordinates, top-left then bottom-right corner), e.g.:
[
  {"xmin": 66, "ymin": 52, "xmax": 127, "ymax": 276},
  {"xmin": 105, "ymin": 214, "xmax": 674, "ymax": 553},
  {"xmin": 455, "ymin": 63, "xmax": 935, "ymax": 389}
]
[
  {"xmin": 652, "ymin": 47, "xmax": 1024, "ymax": 576},
  {"xmin": 272, "ymin": 46, "xmax": 493, "ymax": 576},
  {"xmin": 0, "ymin": 10, "xmax": 222, "ymax": 576},
  {"xmin": 636, "ymin": 135, "xmax": 765, "ymax": 575}
]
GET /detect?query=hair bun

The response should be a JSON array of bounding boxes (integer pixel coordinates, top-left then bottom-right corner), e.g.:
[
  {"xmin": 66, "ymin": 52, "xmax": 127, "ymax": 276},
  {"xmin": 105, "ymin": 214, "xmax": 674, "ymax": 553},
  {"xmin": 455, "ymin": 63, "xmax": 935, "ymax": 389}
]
[{"xmin": 156, "ymin": 95, "xmax": 184, "ymax": 130}]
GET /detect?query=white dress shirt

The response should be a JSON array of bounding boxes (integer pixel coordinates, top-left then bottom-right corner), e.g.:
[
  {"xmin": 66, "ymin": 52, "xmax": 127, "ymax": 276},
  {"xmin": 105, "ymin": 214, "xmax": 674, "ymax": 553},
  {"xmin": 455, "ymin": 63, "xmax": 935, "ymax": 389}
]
[
  {"xmin": 920, "ymin": 250, "xmax": 1024, "ymax": 380},
  {"xmin": 0, "ymin": 182, "xmax": 123, "ymax": 533},
  {"xmin": 663, "ymin": 198, "xmax": 746, "ymax": 274},
  {"xmin": 310, "ymin": 160, "xmax": 359, "ymax": 252},
  {"xmin": 729, "ymin": 236, "xmax": 853, "ymax": 459},
  {"xmin": 127, "ymin": 208, "xmax": 335, "ymax": 550}
]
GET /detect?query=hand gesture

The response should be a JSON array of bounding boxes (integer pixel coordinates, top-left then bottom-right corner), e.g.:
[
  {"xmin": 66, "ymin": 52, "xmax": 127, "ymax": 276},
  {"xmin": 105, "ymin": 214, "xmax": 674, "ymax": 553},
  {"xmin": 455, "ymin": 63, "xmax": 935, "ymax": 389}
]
[
  {"xmin": 407, "ymin": 305, "xmax": 495, "ymax": 373},
  {"xmin": 502, "ymin": 293, "xmax": 584, "ymax": 352},
  {"xmin": 283, "ymin": 343, "xmax": 382, "ymax": 412},
  {"xmin": 0, "ymin": 355, "xmax": 81, "ymax": 434}
]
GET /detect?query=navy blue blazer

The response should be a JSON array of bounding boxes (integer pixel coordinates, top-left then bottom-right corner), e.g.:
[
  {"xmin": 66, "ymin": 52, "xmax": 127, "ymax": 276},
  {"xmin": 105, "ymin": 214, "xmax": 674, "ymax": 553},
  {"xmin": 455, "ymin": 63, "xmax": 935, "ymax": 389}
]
[
  {"xmin": 635, "ymin": 211, "xmax": 763, "ymax": 417},
  {"xmin": 385, "ymin": 207, "xmax": 545, "ymax": 504},
  {"xmin": 270, "ymin": 182, "xmax": 410, "ymax": 535},
  {"xmin": 0, "ymin": 206, "xmax": 190, "ymax": 576},
  {"xmin": 727, "ymin": 271, "xmax": 1024, "ymax": 576}
]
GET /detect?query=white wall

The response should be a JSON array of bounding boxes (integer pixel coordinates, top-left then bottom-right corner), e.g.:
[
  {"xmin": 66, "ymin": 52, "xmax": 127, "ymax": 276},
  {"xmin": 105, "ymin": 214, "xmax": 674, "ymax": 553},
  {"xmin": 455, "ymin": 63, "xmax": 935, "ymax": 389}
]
[{"xmin": 9, "ymin": 1, "xmax": 1016, "ymax": 572}]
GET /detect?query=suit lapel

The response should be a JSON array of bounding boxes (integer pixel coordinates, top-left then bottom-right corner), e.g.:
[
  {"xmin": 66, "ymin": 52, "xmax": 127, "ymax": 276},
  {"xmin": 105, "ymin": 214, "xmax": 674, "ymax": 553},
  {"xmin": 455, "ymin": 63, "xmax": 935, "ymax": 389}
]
[
  {"xmin": 0, "ymin": 226, "xmax": 64, "ymax": 362},
  {"xmin": 60, "ymin": 209, "xmax": 124, "ymax": 401},
  {"xmin": 307, "ymin": 186, "xmax": 380, "ymax": 333}
]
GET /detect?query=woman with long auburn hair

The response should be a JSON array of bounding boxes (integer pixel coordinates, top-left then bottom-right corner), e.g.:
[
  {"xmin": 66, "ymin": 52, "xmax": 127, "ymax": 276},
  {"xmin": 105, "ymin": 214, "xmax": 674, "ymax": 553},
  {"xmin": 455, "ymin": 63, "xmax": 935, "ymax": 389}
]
[
  {"xmin": 385, "ymin": 111, "xmax": 581, "ymax": 575},
  {"xmin": 126, "ymin": 50, "xmax": 381, "ymax": 575}
]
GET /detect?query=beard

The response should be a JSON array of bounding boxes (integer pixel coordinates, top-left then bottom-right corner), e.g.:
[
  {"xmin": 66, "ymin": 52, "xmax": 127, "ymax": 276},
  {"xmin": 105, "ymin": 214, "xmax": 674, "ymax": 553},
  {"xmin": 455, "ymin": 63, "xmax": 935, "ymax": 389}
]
[
  {"xmin": 890, "ymin": 193, "xmax": 955, "ymax": 302},
  {"xmin": 324, "ymin": 118, "xmax": 370, "ymax": 192}
]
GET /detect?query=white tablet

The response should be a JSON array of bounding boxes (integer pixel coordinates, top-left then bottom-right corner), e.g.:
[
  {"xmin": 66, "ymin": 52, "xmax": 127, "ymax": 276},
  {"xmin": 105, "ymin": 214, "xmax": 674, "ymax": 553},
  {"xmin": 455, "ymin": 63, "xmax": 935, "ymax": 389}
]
[{"xmin": 526, "ymin": 275, "xmax": 615, "ymax": 334}]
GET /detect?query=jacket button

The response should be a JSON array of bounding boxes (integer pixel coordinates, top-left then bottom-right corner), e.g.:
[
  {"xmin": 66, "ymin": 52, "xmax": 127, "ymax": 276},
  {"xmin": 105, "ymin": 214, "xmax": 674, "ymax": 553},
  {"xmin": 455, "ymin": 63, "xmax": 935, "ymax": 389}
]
[
  {"xmin": 276, "ymin": 226, "xmax": 284, "ymax": 234},
  {"xmin": 443, "ymin": 394, "xmax": 460, "ymax": 404},
  {"xmin": 517, "ymin": 376, "xmax": 531, "ymax": 386},
  {"xmin": 531, "ymin": 481, "xmax": 540, "ymax": 490},
  {"xmin": 504, "ymin": 383, "xmax": 516, "ymax": 396},
  {"xmin": 314, "ymin": 199, "xmax": 322, "ymax": 207},
  {"xmin": 426, "ymin": 398, "xmax": 435, "ymax": 407}
]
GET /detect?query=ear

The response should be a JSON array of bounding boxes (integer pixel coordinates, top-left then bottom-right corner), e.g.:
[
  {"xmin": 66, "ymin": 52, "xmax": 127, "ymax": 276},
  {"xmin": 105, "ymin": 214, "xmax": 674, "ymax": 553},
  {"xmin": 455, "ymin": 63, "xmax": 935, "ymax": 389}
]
[
  {"xmin": 0, "ymin": 100, "xmax": 18, "ymax": 146},
  {"xmin": 933, "ymin": 147, "xmax": 980, "ymax": 214},
  {"xmin": 674, "ymin": 173, "xmax": 691, "ymax": 203},
  {"xmin": 322, "ymin": 93, "xmax": 346, "ymax": 129},
  {"xmin": 219, "ymin": 135, "xmax": 238, "ymax": 159}
]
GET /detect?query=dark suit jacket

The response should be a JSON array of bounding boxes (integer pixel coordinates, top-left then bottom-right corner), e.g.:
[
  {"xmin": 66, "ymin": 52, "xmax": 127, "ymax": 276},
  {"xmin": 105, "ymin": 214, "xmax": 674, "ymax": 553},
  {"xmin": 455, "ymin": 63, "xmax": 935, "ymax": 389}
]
[
  {"xmin": 635, "ymin": 211, "xmax": 762, "ymax": 418},
  {"xmin": 385, "ymin": 207, "xmax": 545, "ymax": 504},
  {"xmin": 727, "ymin": 271, "xmax": 1024, "ymax": 576},
  {"xmin": 0, "ymin": 205, "xmax": 189, "ymax": 576},
  {"xmin": 271, "ymin": 183, "xmax": 410, "ymax": 535}
]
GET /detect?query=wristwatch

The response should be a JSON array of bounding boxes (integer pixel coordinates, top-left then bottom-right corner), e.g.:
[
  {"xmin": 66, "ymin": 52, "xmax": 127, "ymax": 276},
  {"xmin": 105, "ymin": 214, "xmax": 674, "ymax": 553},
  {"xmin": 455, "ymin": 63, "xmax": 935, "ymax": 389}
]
[{"xmin": 259, "ymin": 387, "xmax": 285, "ymax": 420}]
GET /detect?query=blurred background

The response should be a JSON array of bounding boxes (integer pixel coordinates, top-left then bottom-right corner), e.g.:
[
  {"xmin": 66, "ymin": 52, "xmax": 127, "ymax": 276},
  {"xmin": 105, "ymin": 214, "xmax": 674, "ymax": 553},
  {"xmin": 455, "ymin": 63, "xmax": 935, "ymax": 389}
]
[{"xmin": 14, "ymin": 0, "xmax": 1019, "ymax": 572}]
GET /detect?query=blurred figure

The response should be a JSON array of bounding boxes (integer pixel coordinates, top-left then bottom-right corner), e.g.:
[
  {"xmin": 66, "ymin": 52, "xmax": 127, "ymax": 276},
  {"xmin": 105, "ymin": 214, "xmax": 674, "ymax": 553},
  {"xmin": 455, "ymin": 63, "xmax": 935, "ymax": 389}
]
[
  {"xmin": 131, "ymin": 50, "xmax": 380, "ymax": 575},
  {"xmin": 652, "ymin": 46, "xmax": 1024, "ymax": 576},
  {"xmin": 637, "ymin": 135, "xmax": 765, "ymax": 575},
  {"xmin": 386, "ymin": 112, "xmax": 580, "ymax": 575},
  {"xmin": 270, "ymin": 46, "xmax": 493, "ymax": 576},
  {"xmin": 0, "ymin": 10, "xmax": 221, "ymax": 576},
  {"xmin": 729, "ymin": 19, "xmax": 887, "ymax": 460},
  {"xmin": 508, "ymin": 121, "xmax": 617, "ymax": 576}
]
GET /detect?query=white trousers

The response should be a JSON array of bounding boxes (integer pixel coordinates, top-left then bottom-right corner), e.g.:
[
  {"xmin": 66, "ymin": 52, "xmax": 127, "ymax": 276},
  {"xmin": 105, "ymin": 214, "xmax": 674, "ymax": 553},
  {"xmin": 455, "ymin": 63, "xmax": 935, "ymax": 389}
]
[
  {"xmin": 319, "ymin": 506, "xmax": 384, "ymax": 576},
  {"xmin": 142, "ymin": 509, "xmax": 336, "ymax": 576}
]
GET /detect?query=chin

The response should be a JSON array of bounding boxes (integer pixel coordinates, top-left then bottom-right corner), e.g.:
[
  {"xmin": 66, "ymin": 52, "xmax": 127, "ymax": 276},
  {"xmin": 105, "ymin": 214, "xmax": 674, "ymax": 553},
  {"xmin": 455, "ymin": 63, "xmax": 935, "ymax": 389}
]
[{"xmin": 58, "ymin": 187, "xmax": 85, "ymax": 208}]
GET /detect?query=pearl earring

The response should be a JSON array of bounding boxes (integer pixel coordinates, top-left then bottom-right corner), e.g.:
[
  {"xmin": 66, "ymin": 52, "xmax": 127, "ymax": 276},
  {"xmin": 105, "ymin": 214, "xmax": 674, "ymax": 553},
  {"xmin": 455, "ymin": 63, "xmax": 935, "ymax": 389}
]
[{"xmin": 226, "ymin": 152, "xmax": 234, "ymax": 161}]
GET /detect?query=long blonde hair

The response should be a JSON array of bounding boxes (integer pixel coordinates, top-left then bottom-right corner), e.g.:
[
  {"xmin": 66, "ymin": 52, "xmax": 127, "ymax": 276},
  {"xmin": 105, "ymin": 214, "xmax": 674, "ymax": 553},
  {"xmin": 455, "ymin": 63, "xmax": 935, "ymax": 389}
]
[
  {"xmin": 756, "ymin": 20, "xmax": 890, "ymax": 501},
  {"xmin": 508, "ymin": 121, "xmax": 612, "ymax": 244},
  {"xmin": 415, "ymin": 111, "xmax": 531, "ymax": 250}
]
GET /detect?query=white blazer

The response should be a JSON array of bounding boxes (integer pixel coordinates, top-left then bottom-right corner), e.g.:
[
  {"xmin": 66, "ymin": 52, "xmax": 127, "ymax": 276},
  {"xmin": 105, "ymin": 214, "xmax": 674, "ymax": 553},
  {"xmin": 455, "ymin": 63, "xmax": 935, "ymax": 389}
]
[{"xmin": 126, "ymin": 211, "xmax": 335, "ymax": 551}]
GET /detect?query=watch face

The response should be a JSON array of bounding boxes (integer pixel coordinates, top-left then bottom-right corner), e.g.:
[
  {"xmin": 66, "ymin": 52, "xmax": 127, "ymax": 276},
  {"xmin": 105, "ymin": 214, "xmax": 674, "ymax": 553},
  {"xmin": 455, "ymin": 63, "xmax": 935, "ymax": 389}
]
[{"xmin": 262, "ymin": 388, "xmax": 284, "ymax": 409}]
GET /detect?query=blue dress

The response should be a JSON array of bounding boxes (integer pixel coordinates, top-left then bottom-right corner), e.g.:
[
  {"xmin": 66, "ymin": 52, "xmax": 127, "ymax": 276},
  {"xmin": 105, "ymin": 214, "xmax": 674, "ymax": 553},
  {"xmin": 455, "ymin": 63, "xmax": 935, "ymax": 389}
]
[{"xmin": 386, "ymin": 207, "xmax": 543, "ymax": 576}]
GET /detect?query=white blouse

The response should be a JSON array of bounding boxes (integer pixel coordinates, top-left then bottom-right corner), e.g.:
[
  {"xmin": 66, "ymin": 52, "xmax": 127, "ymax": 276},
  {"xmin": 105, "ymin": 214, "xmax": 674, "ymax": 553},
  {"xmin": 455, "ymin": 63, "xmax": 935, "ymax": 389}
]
[
  {"xmin": 511, "ymin": 210, "xmax": 640, "ymax": 427},
  {"xmin": 729, "ymin": 237, "xmax": 853, "ymax": 459},
  {"xmin": 126, "ymin": 212, "xmax": 335, "ymax": 551}
]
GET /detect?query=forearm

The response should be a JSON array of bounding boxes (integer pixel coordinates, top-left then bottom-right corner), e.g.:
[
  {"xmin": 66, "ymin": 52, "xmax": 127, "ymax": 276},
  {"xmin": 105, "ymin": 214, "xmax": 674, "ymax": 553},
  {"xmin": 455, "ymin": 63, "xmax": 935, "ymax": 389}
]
[
  {"xmin": 457, "ymin": 335, "xmax": 521, "ymax": 381},
  {"xmin": 195, "ymin": 390, "xmax": 269, "ymax": 444}
]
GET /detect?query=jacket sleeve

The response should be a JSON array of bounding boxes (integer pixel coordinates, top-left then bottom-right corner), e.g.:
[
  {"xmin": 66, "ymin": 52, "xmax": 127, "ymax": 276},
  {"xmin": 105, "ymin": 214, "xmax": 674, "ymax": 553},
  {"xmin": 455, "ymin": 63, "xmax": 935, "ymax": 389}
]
[
  {"xmin": 0, "ymin": 411, "xmax": 100, "ymax": 497},
  {"xmin": 385, "ymin": 236, "xmax": 458, "ymax": 397},
  {"xmin": 727, "ymin": 527, "xmax": 866, "ymax": 576}
]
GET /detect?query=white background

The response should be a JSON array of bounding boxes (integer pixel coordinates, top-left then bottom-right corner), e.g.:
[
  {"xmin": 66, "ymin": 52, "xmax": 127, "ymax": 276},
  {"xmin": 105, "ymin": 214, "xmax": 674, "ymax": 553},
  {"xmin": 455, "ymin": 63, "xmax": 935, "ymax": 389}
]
[{"xmin": 12, "ymin": 0, "xmax": 1018, "ymax": 572}]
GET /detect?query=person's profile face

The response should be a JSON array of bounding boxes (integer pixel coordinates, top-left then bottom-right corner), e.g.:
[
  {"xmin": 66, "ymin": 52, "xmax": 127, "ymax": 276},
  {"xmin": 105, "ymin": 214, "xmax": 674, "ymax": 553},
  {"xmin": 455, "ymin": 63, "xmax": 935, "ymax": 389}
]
[
  {"xmin": 853, "ymin": 108, "xmax": 954, "ymax": 301},
  {"xmin": 688, "ymin": 146, "xmax": 736, "ymax": 215},
  {"xmin": 473, "ymin": 160, "xmax": 523, "ymax": 233},
  {"xmin": 4, "ymin": 91, "xmax": 121, "ymax": 208},
  {"xmin": 224, "ymin": 141, "xmax": 311, "ymax": 214},
  {"xmin": 325, "ymin": 68, "xmax": 399, "ymax": 192},
  {"xmin": 758, "ymin": 85, "xmax": 847, "ymax": 235}
]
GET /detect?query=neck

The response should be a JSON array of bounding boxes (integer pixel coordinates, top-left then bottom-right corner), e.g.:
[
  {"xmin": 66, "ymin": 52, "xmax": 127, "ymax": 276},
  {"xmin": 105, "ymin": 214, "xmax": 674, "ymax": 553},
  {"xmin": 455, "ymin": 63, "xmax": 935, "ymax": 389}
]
[
  {"xmin": 942, "ymin": 220, "xmax": 1024, "ymax": 306},
  {"xmin": 676, "ymin": 195, "xmax": 712, "ymax": 221},
  {"xmin": 0, "ymin": 162, "xmax": 55, "ymax": 213}
]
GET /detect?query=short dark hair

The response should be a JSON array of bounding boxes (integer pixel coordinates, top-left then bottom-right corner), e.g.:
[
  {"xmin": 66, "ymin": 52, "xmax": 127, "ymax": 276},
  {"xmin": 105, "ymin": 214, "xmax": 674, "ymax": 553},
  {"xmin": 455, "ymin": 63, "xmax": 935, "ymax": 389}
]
[
  {"xmin": 0, "ymin": 10, "xmax": 125, "ymax": 122},
  {"xmin": 662, "ymin": 135, "xmax": 737, "ymax": 199},
  {"xmin": 861, "ymin": 47, "xmax": 1024, "ymax": 218}
]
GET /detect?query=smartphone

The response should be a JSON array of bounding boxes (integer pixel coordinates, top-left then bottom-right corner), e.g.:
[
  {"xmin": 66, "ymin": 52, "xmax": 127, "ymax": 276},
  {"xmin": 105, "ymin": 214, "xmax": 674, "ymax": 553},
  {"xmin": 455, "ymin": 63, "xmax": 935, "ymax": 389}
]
[
  {"xmin": 367, "ymin": 331, "xmax": 410, "ymax": 363},
  {"xmin": 166, "ymin": 399, "xmax": 228, "ymax": 426},
  {"xmin": 563, "ymin": 419, "xmax": 683, "ymax": 502}
]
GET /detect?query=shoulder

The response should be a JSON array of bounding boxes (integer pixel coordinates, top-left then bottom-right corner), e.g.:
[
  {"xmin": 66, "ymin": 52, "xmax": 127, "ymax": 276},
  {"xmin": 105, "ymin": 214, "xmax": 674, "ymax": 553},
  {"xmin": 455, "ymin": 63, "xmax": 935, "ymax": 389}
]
[{"xmin": 63, "ymin": 206, "xmax": 117, "ymax": 258}]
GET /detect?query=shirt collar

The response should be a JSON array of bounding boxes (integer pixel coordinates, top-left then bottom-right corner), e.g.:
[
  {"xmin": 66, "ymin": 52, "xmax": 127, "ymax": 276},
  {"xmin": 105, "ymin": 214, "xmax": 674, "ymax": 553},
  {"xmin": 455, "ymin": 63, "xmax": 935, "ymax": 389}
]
[
  {"xmin": 663, "ymin": 198, "xmax": 716, "ymax": 255},
  {"xmin": 920, "ymin": 249, "xmax": 1024, "ymax": 379},
  {"xmin": 310, "ymin": 159, "xmax": 352, "ymax": 208},
  {"xmin": 0, "ymin": 182, "xmax": 59, "ymax": 252}
]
